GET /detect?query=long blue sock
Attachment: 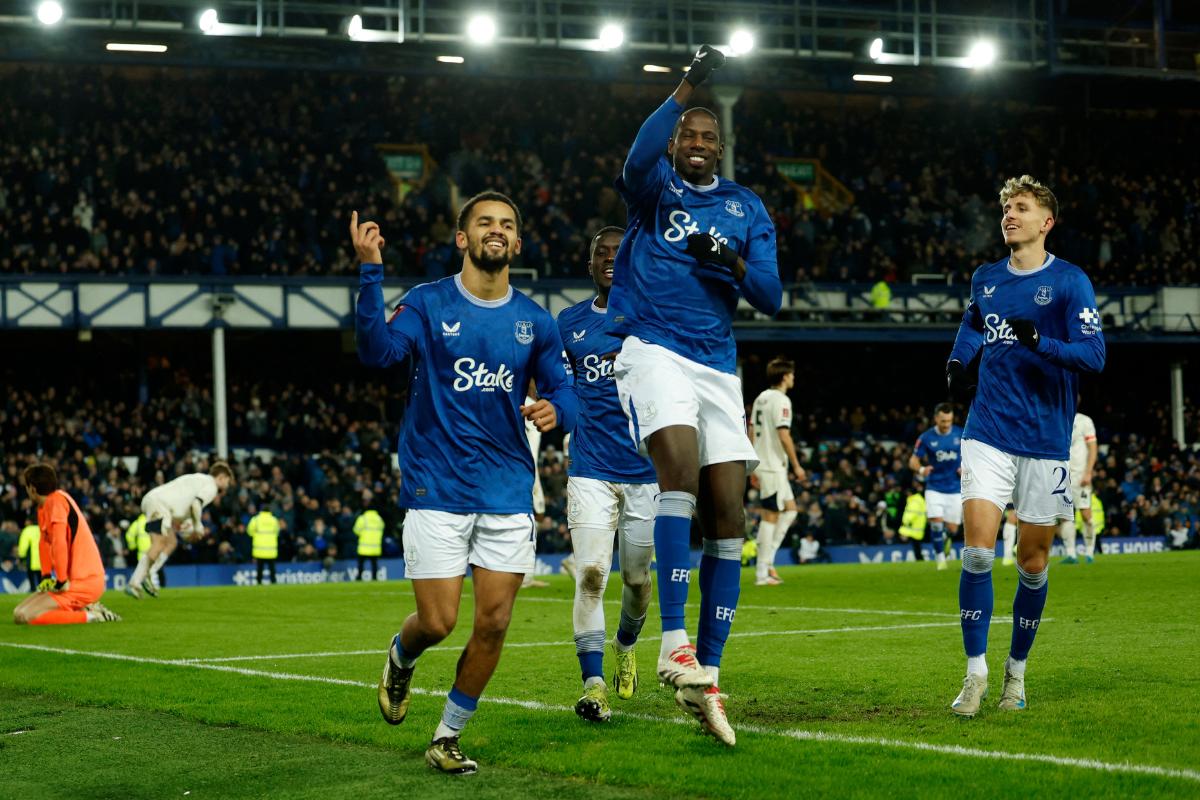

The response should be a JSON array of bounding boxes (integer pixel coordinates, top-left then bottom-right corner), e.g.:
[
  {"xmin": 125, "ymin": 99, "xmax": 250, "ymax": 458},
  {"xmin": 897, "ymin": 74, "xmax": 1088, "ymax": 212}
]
[
  {"xmin": 929, "ymin": 521, "xmax": 946, "ymax": 555},
  {"xmin": 959, "ymin": 545, "xmax": 994, "ymax": 658},
  {"xmin": 574, "ymin": 630, "xmax": 605, "ymax": 684},
  {"xmin": 1010, "ymin": 564, "xmax": 1049, "ymax": 661},
  {"xmin": 696, "ymin": 538, "xmax": 744, "ymax": 670},
  {"xmin": 654, "ymin": 492, "xmax": 696, "ymax": 633}
]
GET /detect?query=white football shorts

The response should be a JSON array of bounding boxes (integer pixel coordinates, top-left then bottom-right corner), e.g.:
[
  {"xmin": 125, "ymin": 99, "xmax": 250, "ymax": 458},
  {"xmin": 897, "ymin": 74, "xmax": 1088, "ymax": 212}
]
[
  {"xmin": 1072, "ymin": 482, "xmax": 1093, "ymax": 513},
  {"xmin": 755, "ymin": 468, "xmax": 794, "ymax": 511},
  {"xmin": 140, "ymin": 497, "xmax": 175, "ymax": 534},
  {"xmin": 402, "ymin": 509, "xmax": 536, "ymax": 579},
  {"xmin": 567, "ymin": 476, "xmax": 657, "ymax": 546},
  {"xmin": 960, "ymin": 438, "xmax": 1073, "ymax": 525},
  {"xmin": 613, "ymin": 337, "xmax": 759, "ymax": 471},
  {"xmin": 924, "ymin": 489, "xmax": 963, "ymax": 525}
]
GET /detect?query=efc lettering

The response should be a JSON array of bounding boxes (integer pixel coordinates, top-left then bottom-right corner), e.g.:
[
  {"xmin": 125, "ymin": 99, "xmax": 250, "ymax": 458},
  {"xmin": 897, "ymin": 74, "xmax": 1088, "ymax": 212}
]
[
  {"xmin": 662, "ymin": 210, "xmax": 729, "ymax": 246},
  {"xmin": 452, "ymin": 358, "xmax": 515, "ymax": 393},
  {"xmin": 983, "ymin": 314, "xmax": 1019, "ymax": 344},
  {"xmin": 580, "ymin": 354, "xmax": 615, "ymax": 383},
  {"xmin": 715, "ymin": 606, "xmax": 735, "ymax": 622},
  {"xmin": 670, "ymin": 568, "xmax": 690, "ymax": 583},
  {"xmin": 1019, "ymin": 617, "xmax": 1040, "ymax": 630},
  {"xmin": 961, "ymin": 609, "xmax": 982, "ymax": 621}
]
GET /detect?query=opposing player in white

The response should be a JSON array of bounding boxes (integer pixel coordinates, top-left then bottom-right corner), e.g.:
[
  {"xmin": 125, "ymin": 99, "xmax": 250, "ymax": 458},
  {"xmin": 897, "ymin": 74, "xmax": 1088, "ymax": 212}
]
[
  {"xmin": 521, "ymin": 380, "xmax": 550, "ymax": 589},
  {"xmin": 946, "ymin": 175, "xmax": 1105, "ymax": 716},
  {"xmin": 1060, "ymin": 409, "xmax": 1098, "ymax": 564},
  {"xmin": 126, "ymin": 462, "xmax": 234, "ymax": 599},
  {"xmin": 558, "ymin": 226, "xmax": 659, "ymax": 722},
  {"xmin": 907, "ymin": 403, "xmax": 964, "ymax": 570},
  {"xmin": 748, "ymin": 357, "xmax": 806, "ymax": 586}
]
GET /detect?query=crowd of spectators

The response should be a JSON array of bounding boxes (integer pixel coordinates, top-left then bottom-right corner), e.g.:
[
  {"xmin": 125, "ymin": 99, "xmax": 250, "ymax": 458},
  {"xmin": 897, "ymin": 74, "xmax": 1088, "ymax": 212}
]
[
  {"xmin": 0, "ymin": 374, "xmax": 407, "ymax": 573},
  {"xmin": 2, "ymin": 66, "xmax": 1196, "ymax": 288},
  {"xmin": 2, "ymin": 368, "xmax": 1196, "ymax": 579}
]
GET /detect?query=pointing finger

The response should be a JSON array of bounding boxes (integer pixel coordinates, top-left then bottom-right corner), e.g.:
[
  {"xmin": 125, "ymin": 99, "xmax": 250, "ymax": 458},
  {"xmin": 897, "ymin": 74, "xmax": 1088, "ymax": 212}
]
[{"xmin": 350, "ymin": 211, "xmax": 359, "ymax": 239}]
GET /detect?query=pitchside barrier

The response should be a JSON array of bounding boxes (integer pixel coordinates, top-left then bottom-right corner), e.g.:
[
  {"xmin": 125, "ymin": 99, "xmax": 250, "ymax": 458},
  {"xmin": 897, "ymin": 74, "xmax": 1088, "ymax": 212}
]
[{"xmin": 0, "ymin": 536, "xmax": 1171, "ymax": 594}]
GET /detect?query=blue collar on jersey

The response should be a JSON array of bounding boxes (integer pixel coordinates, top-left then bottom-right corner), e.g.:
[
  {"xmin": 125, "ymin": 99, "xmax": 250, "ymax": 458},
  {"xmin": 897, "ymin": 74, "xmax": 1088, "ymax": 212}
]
[
  {"xmin": 454, "ymin": 272, "xmax": 513, "ymax": 308},
  {"xmin": 1006, "ymin": 252, "xmax": 1055, "ymax": 276}
]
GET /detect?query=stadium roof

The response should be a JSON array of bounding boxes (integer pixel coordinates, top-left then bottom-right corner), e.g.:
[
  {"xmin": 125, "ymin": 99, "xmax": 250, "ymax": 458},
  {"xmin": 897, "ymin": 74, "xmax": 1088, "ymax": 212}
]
[{"xmin": 1, "ymin": 0, "xmax": 1198, "ymax": 81}]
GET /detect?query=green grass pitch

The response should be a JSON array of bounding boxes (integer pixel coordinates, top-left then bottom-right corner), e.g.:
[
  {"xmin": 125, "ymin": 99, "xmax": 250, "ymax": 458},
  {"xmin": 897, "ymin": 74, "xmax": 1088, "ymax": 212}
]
[{"xmin": 2, "ymin": 553, "xmax": 1197, "ymax": 799}]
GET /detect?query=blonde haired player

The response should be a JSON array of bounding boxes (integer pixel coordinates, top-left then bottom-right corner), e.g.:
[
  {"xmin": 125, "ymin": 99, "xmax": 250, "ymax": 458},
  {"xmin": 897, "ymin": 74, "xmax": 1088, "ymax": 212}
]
[
  {"xmin": 126, "ymin": 462, "xmax": 234, "ymax": 598},
  {"xmin": 946, "ymin": 175, "xmax": 1105, "ymax": 715},
  {"xmin": 1061, "ymin": 408, "xmax": 1098, "ymax": 564},
  {"xmin": 748, "ymin": 358, "xmax": 806, "ymax": 586}
]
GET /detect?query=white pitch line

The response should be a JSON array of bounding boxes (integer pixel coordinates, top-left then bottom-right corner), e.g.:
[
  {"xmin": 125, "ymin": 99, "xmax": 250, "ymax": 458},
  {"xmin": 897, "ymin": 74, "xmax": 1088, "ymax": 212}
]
[
  {"xmin": 180, "ymin": 621, "xmax": 983, "ymax": 662},
  {"xmin": 374, "ymin": 586, "xmax": 957, "ymax": 618},
  {"xmin": 1, "ymin": 641, "xmax": 1195, "ymax": 785},
  {"xmin": 59, "ymin": 618, "xmax": 1029, "ymax": 666},
  {"xmin": 513, "ymin": 596, "xmax": 958, "ymax": 617}
]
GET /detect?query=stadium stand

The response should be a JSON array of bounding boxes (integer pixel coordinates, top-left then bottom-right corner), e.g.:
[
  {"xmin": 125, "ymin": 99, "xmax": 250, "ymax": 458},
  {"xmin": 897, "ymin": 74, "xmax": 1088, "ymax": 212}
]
[
  {"xmin": 2, "ymin": 368, "xmax": 1196, "ymax": 568},
  {"xmin": 2, "ymin": 66, "xmax": 1196, "ymax": 286}
]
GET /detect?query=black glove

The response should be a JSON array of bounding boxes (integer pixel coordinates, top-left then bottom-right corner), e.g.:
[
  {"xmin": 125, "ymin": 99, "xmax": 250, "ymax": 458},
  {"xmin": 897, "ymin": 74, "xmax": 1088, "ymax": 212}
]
[
  {"xmin": 686, "ymin": 233, "xmax": 739, "ymax": 272},
  {"xmin": 684, "ymin": 44, "xmax": 726, "ymax": 87},
  {"xmin": 946, "ymin": 360, "xmax": 975, "ymax": 403},
  {"xmin": 1008, "ymin": 318, "xmax": 1040, "ymax": 350}
]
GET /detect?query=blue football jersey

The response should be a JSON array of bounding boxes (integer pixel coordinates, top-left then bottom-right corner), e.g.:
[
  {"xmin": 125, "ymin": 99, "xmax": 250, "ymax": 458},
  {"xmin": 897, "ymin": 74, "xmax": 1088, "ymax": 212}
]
[
  {"xmin": 949, "ymin": 254, "xmax": 1106, "ymax": 460},
  {"xmin": 915, "ymin": 425, "xmax": 964, "ymax": 494},
  {"xmin": 607, "ymin": 96, "xmax": 782, "ymax": 375},
  {"xmin": 356, "ymin": 268, "xmax": 578, "ymax": 514},
  {"xmin": 557, "ymin": 298, "xmax": 657, "ymax": 484}
]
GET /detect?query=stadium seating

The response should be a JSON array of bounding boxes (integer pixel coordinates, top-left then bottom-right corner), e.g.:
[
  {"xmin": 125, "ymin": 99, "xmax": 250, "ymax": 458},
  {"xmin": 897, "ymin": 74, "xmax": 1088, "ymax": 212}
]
[{"xmin": 1, "ymin": 66, "xmax": 1196, "ymax": 286}]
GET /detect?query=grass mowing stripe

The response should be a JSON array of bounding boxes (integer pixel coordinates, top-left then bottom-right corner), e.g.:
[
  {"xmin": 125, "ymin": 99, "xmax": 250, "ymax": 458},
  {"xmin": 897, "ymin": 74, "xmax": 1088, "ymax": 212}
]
[
  {"xmin": 4, "ymin": 640, "xmax": 1194, "ymax": 785},
  {"xmin": 180, "ymin": 621, "xmax": 1011, "ymax": 662}
]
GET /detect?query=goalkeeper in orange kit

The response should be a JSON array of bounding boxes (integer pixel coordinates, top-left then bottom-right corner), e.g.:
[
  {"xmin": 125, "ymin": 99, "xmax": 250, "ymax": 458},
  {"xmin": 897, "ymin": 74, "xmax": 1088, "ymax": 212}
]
[{"xmin": 12, "ymin": 463, "xmax": 121, "ymax": 625}]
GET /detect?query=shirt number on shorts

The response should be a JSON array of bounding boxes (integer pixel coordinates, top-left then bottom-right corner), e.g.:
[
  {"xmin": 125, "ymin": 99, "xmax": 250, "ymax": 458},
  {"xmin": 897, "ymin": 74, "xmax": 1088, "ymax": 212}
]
[{"xmin": 1050, "ymin": 467, "xmax": 1068, "ymax": 496}]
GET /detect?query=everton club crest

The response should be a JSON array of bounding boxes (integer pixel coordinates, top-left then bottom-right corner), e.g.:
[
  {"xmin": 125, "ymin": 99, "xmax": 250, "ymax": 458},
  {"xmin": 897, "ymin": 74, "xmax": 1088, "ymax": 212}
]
[
  {"xmin": 1034, "ymin": 285, "xmax": 1053, "ymax": 306},
  {"xmin": 514, "ymin": 320, "xmax": 535, "ymax": 345}
]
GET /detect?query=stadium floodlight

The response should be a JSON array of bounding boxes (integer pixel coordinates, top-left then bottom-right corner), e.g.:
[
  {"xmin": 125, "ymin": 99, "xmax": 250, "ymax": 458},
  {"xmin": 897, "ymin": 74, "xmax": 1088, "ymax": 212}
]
[
  {"xmin": 466, "ymin": 13, "xmax": 496, "ymax": 45},
  {"xmin": 643, "ymin": 64, "xmax": 671, "ymax": 73},
  {"xmin": 106, "ymin": 42, "xmax": 168, "ymax": 52},
  {"xmin": 853, "ymin": 73, "xmax": 893, "ymax": 83},
  {"xmin": 728, "ymin": 28, "xmax": 754, "ymax": 56},
  {"xmin": 598, "ymin": 23, "xmax": 624, "ymax": 51},
  {"xmin": 869, "ymin": 37, "xmax": 883, "ymax": 61},
  {"xmin": 198, "ymin": 8, "xmax": 218, "ymax": 33},
  {"xmin": 966, "ymin": 39, "xmax": 997, "ymax": 68},
  {"xmin": 346, "ymin": 14, "xmax": 363, "ymax": 40},
  {"xmin": 437, "ymin": 55, "xmax": 464, "ymax": 63},
  {"xmin": 36, "ymin": 1, "xmax": 63, "ymax": 26}
]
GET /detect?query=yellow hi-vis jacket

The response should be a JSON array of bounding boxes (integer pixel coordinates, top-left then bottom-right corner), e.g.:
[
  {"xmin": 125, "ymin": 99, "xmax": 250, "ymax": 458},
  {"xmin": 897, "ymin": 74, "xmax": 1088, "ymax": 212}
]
[
  {"xmin": 353, "ymin": 510, "xmax": 384, "ymax": 557},
  {"xmin": 125, "ymin": 514, "xmax": 150, "ymax": 558},
  {"xmin": 900, "ymin": 493, "xmax": 928, "ymax": 541},
  {"xmin": 1076, "ymin": 493, "xmax": 1105, "ymax": 532},
  {"xmin": 18, "ymin": 524, "xmax": 41, "ymax": 571},
  {"xmin": 248, "ymin": 511, "xmax": 280, "ymax": 560}
]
